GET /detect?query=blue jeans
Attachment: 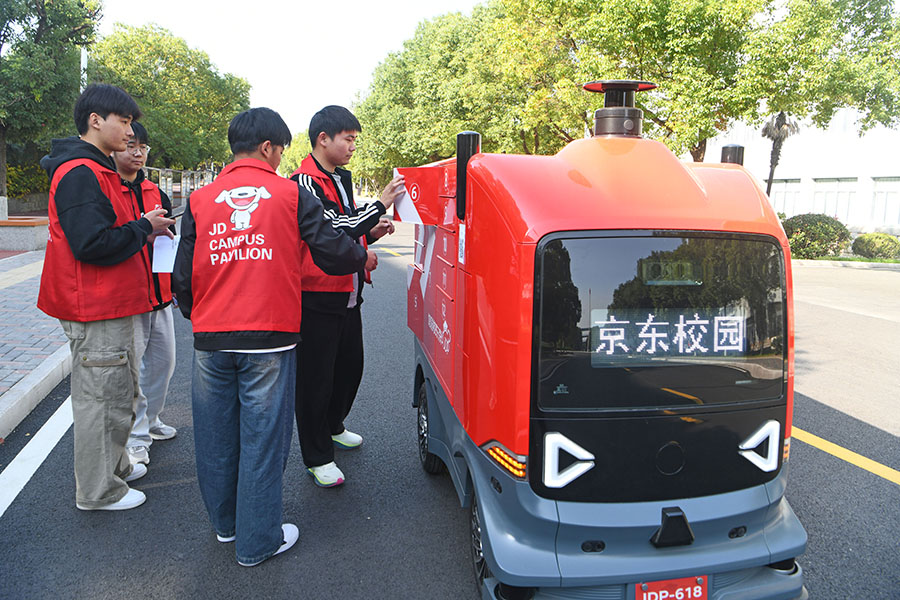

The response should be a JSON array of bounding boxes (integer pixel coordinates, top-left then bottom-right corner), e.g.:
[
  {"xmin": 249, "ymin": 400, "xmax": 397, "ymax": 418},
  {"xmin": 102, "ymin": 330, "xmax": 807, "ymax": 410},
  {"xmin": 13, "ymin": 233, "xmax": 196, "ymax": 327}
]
[{"xmin": 192, "ymin": 348, "xmax": 295, "ymax": 565}]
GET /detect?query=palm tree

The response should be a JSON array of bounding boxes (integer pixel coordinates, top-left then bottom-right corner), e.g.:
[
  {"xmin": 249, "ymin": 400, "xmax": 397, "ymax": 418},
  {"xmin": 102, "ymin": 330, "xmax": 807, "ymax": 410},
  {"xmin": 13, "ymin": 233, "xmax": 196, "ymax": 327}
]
[{"xmin": 761, "ymin": 111, "xmax": 800, "ymax": 196}]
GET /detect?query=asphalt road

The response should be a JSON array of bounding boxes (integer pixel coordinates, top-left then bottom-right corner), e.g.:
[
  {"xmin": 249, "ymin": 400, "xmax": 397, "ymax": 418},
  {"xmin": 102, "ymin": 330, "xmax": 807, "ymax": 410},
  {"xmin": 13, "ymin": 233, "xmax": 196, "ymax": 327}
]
[{"xmin": 1, "ymin": 224, "xmax": 898, "ymax": 599}]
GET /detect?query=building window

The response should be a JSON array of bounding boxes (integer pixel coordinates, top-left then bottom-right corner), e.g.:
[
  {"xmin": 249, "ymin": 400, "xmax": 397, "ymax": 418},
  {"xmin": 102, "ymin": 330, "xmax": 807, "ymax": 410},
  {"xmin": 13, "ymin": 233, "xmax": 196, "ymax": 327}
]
[
  {"xmin": 812, "ymin": 178, "xmax": 857, "ymax": 224},
  {"xmin": 769, "ymin": 179, "xmax": 802, "ymax": 217},
  {"xmin": 872, "ymin": 177, "xmax": 900, "ymax": 226}
]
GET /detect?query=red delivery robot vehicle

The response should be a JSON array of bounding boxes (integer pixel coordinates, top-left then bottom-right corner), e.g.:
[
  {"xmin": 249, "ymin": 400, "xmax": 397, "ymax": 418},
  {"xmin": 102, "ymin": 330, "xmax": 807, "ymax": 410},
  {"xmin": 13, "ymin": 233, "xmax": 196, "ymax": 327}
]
[{"xmin": 404, "ymin": 81, "xmax": 807, "ymax": 600}]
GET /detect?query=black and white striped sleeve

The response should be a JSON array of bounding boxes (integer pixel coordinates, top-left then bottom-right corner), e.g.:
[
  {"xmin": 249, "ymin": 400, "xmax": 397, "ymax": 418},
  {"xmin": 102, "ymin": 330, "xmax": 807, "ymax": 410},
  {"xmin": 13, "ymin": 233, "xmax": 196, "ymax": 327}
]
[{"xmin": 295, "ymin": 173, "xmax": 386, "ymax": 239}]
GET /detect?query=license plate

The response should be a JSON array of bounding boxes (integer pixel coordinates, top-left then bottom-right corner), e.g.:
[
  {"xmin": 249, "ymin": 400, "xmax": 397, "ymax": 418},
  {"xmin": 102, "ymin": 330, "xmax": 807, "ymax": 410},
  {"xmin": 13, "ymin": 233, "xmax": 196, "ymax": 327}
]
[{"xmin": 635, "ymin": 575, "xmax": 707, "ymax": 600}]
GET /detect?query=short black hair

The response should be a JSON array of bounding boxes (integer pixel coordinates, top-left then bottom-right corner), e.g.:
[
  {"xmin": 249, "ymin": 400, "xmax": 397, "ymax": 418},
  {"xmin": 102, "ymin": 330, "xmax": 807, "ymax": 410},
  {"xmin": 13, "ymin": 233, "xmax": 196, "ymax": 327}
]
[
  {"xmin": 228, "ymin": 107, "xmax": 292, "ymax": 155},
  {"xmin": 74, "ymin": 83, "xmax": 142, "ymax": 135},
  {"xmin": 308, "ymin": 105, "xmax": 361, "ymax": 148},
  {"xmin": 130, "ymin": 121, "xmax": 149, "ymax": 145}
]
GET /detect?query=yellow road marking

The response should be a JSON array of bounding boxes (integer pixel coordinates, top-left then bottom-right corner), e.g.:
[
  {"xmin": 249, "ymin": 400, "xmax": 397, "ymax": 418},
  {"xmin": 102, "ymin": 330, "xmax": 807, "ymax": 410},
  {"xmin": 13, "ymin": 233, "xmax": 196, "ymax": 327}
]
[
  {"xmin": 0, "ymin": 260, "xmax": 43, "ymax": 290},
  {"xmin": 661, "ymin": 387, "xmax": 703, "ymax": 404},
  {"xmin": 380, "ymin": 248, "xmax": 402, "ymax": 257},
  {"xmin": 792, "ymin": 426, "xmax": 900, "ymax": 486}
]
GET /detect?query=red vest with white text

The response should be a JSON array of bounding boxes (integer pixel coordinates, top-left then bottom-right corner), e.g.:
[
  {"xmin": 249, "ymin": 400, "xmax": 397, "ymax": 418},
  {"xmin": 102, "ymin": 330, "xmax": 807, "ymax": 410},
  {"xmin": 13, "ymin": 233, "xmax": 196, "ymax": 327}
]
[
  {"xmin": 188, "ymin": 159, "xmax": 303, "ymax": 333},
  {"xmin": 38, "ymin": 159, "xmax": 154, "ymax": 321},
  {"xmin": 292, "ymin": 155, "xmax": 368, "ymax": 292},
  {"xmin": 120, "ymin": 178, "xmax": 173, "ymax": 304}
]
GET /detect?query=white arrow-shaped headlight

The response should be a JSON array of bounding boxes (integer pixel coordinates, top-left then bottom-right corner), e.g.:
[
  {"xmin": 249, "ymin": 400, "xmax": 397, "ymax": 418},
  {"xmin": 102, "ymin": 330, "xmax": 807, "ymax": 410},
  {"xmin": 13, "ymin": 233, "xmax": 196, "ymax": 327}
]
[
  {"xmin": 543, "ymin": 432, "xmax": 595, "ymax": 488},
  {"xmin": 739, "ymin": 420, "xmax": 781, "ymax": 473}
]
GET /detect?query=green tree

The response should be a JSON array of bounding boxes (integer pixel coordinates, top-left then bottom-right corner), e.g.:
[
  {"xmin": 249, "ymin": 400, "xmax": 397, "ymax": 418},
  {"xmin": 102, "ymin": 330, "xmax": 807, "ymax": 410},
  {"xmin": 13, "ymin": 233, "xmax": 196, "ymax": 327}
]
[
  {"xmin": 0, "ymin": 0, "xmax": 100, "ymax": 196},
  {"xmin": 354, "ymin": 0, "xmax": 900, "ymax": 179},
  {"xmin": 353, "ymin": 7, "xmax": 501, "ymax": 187},
  {"xmin": 518, "ymin": 0, "xmax": 770, "ymax": 161},
  {"xmin": 740, "ymin": 0, "xmax": 900, "ymax": 148},
  {"xmin": 278, "ymin": 130, "xmax": 310, "ymax": 177},
  {"xmin": 88, "ymin": 24, "xmax": 250, "ymax": 169}
]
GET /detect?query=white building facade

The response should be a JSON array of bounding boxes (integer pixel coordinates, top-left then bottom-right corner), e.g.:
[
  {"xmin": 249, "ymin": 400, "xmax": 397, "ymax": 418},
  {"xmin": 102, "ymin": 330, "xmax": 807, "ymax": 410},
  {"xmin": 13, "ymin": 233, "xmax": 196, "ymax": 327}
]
[{"xmin": 704, "ymin": 109, "xmax": 900, "ymax": 235}]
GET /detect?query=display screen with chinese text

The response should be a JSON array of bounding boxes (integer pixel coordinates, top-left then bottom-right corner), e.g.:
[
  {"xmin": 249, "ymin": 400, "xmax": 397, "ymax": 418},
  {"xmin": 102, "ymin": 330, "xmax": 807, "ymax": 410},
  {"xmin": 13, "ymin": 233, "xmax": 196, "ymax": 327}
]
[{"xmin": 536, "ymin": 233, "xmax": 786, "ymax": 411}]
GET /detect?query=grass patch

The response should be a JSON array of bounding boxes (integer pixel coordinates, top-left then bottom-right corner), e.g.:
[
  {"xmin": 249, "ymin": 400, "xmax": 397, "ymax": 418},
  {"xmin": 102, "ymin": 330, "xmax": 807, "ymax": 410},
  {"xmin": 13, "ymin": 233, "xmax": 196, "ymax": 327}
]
[{"xmin": 815, "ymin": 256, "xmax": 900, "ymax": 264}]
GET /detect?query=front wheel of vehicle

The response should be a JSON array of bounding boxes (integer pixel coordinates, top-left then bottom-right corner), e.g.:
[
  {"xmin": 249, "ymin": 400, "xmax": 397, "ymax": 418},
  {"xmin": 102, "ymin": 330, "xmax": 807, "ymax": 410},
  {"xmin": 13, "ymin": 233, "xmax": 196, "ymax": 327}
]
[
  {"xmin": 417, "ymin": 383, "xmax": 443, "ymax": 474},
  {"xmin": 470, "ymin": 492, "xmax": 494, "ymax": 592}
]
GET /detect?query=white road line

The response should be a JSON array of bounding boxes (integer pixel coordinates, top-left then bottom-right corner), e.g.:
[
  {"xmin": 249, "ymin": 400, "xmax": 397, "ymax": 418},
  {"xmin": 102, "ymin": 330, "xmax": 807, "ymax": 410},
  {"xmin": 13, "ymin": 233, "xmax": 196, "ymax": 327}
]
[
  {"xmin": 793, "ymin": 296, "xmax": 900, "ymax": 323},
  {"xmin": 0, "ymin": 396, "xmax": 73, "ymax": 519}
]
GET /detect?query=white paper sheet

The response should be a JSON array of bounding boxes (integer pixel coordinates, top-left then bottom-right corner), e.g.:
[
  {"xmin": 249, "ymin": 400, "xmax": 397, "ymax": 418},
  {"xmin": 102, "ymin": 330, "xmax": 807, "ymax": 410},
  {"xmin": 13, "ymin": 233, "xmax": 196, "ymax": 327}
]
[
  {"xmin": 152, "ymin": 234, "xmax": 180, "ymax": 273},
  {"xmin": 392, "ymin": 167, "xmax": 422, "ymax": 224}
]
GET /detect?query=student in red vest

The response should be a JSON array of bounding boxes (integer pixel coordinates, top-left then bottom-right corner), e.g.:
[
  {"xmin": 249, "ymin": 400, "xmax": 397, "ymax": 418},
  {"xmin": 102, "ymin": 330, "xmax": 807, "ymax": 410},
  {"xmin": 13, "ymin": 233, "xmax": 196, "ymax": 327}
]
[
  {"xmin": 172, "ymin": 107, "xmax": 372, "ymax": 567},
  {"xmin": 38, "ymin": 84, "xmax": 175, "ymax": 511},
  {"xmin": 289, "ymin": 105, "xmax": 405, "ymax": 488},
  {"xmin": 111, "ymin": 121, "xmax": 178, "ymax": 469}
]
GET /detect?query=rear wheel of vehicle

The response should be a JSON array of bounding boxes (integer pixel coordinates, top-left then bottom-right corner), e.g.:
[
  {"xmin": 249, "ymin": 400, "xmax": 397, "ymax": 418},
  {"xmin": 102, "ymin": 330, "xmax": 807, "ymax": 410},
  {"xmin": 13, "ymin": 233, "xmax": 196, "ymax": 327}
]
[
  {"xmin": 470, "ymin": 492, "xmax": 494, "ymax": 592},
  {"xmin": 417, "ymin": 383, "xmax": 443, "ymax": 474}
]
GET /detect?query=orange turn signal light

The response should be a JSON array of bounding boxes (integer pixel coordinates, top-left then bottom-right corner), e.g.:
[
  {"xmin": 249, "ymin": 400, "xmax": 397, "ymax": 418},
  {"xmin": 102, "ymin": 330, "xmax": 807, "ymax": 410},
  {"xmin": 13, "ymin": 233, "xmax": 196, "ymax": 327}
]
[
  {"xmin": 783, "ymin": 437, "xmax": 791, "ymax": 463},
  {"xmin": 483, "ymin": 442, "xmax": 527, "ymax": 479}
]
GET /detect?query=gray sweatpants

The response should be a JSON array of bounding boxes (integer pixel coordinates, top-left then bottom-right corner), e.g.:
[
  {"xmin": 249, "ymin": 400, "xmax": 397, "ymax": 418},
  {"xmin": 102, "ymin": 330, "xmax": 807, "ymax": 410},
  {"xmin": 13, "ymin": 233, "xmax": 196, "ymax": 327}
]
[{"xmin": 128, "ymin": 305, "xmax": 176, "ymax": 449}]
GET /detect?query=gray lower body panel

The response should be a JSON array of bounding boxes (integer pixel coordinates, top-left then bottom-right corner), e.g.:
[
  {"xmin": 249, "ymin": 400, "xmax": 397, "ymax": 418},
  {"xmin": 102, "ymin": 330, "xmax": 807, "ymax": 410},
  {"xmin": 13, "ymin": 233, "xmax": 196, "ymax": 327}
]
[{"xmin": 414, "ymin": 342, "xmax": 807, "ymax": 600}]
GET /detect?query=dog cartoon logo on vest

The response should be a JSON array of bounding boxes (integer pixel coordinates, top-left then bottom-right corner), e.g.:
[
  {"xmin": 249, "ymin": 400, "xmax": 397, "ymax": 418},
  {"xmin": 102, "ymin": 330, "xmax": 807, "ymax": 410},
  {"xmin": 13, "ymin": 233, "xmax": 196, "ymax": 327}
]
[{"xmin": 215, "ymin": 186, "xmax": 271, "ymax": 230}]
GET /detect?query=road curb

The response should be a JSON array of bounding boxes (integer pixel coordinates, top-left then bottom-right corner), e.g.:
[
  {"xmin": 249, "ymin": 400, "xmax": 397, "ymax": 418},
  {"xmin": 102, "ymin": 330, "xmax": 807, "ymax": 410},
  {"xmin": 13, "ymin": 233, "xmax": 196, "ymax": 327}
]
[
  {"xmin": 0, "ymin": 344, "xmax": 71, "ymax": 439},
  {"xmin": 792, "ymin": 259, "xmax": 900, "ymax": 271}
]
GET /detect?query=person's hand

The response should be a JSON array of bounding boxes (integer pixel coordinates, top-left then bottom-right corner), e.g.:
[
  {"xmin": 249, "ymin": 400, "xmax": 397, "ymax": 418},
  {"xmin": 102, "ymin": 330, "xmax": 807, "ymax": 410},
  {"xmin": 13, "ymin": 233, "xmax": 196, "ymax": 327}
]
[
  {"xmin": 147, "ymin": 230, "xmax": 175, "ymax": 243},
  {"xmin": 144, "ymin": 209, "xmax": 176, "ymax": 235},
  {"xmin": 370, "ymin": 216, "xmax": 395, "ymax": 240},
  {"xmin": 365, "ymin": 249, "xmax": 378, "ymax": 271},
  {"xmin": 379, "ymin": 175, "xmax": 406, "ymax": 210}
]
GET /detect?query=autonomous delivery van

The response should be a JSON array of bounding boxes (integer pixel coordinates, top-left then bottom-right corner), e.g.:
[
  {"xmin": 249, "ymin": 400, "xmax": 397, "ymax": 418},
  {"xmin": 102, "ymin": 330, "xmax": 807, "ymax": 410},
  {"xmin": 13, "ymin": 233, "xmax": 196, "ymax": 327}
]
[{"xmin": 403, "ymin": 81, "xmax": 807, "ymax": 600}]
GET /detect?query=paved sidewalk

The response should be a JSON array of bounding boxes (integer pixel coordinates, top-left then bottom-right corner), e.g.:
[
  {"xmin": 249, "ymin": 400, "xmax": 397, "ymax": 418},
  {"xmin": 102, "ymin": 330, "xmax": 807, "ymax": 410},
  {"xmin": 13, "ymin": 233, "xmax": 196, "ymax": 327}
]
[{"xmin": 0, "ymin": 250, "xmax": 70, "ymax": 439}]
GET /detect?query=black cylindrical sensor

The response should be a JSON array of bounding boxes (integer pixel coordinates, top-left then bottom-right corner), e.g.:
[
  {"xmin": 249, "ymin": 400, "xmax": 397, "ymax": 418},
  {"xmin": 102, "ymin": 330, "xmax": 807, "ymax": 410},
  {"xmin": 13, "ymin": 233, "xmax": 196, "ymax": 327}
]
[
  {"xmin": 721, "ymin": 144, "xmax": 745, "ymax": 165},
  {"xmin": 583, "ymin": 80, "xmax": 656, "ymax": 138}
]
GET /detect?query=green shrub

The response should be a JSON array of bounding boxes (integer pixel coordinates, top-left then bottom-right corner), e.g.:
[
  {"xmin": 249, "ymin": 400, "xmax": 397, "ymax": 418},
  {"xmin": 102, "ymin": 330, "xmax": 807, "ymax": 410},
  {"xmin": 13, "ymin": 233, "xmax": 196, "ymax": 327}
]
[
  {"xmin": 782, "ymin": 213, "xmax": 850, "ymax": 259},
  {"xmin": 7, "ymin": 163, "xmax": 49, "ymax": 198},
  {"xmin": 852, "ymin": 232, "xmax": 900, "ymax": 259}
]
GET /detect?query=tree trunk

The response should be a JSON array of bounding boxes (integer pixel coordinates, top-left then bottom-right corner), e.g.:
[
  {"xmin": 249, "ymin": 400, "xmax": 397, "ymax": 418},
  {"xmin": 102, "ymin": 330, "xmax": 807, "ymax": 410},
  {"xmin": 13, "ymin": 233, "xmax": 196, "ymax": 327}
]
[
  {"xmin": 766, "ymin": 138, "xmax": 784, "ymax": 196},
  {"xmin": 765, "ymin": 112, "xmax": 787, "ymax": 196},
  {"xmin": 0, "ymin": 123, "xmax": 7, "ymax": 198},
  {"xmin": 689, "ymin": 137, "xmax": 707, "ymax": 162}
]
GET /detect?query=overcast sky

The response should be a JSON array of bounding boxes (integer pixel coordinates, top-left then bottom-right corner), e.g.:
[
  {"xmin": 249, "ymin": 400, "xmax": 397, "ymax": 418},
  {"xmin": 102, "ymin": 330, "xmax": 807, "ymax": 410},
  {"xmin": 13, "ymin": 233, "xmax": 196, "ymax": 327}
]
[{"xmin": 98, "ymin": 0, "xmax": 482, "ymax": 136}]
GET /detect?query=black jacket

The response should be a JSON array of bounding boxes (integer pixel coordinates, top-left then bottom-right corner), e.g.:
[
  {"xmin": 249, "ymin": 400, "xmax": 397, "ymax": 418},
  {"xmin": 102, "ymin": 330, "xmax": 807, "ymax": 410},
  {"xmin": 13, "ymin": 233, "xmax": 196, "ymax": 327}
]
[
  {"xmin": 290, "ymin": 154, "xmax": 386, "ymax": 314},
  {"xmin": 40, "ymin": 137, "xmax": 152, "ymax": 266}
]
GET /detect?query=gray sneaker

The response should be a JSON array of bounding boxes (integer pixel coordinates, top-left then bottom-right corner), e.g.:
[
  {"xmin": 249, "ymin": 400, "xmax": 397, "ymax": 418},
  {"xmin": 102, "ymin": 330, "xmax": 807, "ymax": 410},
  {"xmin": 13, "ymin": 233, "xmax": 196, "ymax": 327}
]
[
  {"xmin": 149, "ymin": 422, "xmax": 177, "ymax": 441},
  {"xmin": 128, "ymin": 445, "xmax": 149, "ymax": 465}
]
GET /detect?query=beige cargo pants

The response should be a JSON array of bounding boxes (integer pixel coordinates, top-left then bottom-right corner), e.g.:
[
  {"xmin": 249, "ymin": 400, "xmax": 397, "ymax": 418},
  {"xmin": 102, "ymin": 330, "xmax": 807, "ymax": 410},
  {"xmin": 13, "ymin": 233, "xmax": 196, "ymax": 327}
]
[{"xmin": 61, "ymin": 315, "xmax": 141, "ymax": 508}]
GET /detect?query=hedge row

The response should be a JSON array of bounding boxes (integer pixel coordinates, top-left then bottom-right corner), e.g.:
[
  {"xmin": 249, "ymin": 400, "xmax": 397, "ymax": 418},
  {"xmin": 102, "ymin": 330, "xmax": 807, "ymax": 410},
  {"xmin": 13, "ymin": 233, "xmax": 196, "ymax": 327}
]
[
  {"xmin": 7, "ymin": 164, "xmax": 49, "ymax": 198},
  {"xmin": 781, "ymin": 213, "xmax": 900, "ymax": 259},
  {"xmin": 852, "ymin": 232, "xmax": 900, "ymax": 259},
  {"xmin": 782, "ymin": 214, "xmax": 851, "ymax": 259}
]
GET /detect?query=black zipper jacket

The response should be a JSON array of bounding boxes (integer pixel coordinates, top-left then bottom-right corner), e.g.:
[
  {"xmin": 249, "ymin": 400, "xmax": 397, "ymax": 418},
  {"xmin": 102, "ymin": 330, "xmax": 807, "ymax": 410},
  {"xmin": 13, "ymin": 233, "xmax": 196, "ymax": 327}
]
[{"xmin": 40, "ymin": 137, "xmax": 152, "ymax": 265}]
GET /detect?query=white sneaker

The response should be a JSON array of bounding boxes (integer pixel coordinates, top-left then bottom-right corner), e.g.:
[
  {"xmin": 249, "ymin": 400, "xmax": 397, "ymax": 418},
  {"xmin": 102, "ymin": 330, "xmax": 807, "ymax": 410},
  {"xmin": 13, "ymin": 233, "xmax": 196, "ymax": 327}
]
[
  {"xmin": 128, "ymin": 445, "xmax": 149, "ymax": 465},
  {"xmin": 331, "ymin": 429, "xmax": 362, "ymax": 449},
  {"xmin": 149, "ymin": 422, "xmax": 177, "ymax": 441},
  {"xmin": 216, "ymin": 533, "xmax": 236, "ymax": 543},
  {"xmin": 77, "ymin": 488, "xmax": 146, "ymax": 511},
  {"xmin": 125, "ymin": 462, "xmax": 147, "ymax": 482},
  {"xmin": 307, "ymin": 461, "xmax": 345, "ymax": 487},
  {"xmin": 237, "ymin": 524, "xmax": 299, "ymax": 567}
]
